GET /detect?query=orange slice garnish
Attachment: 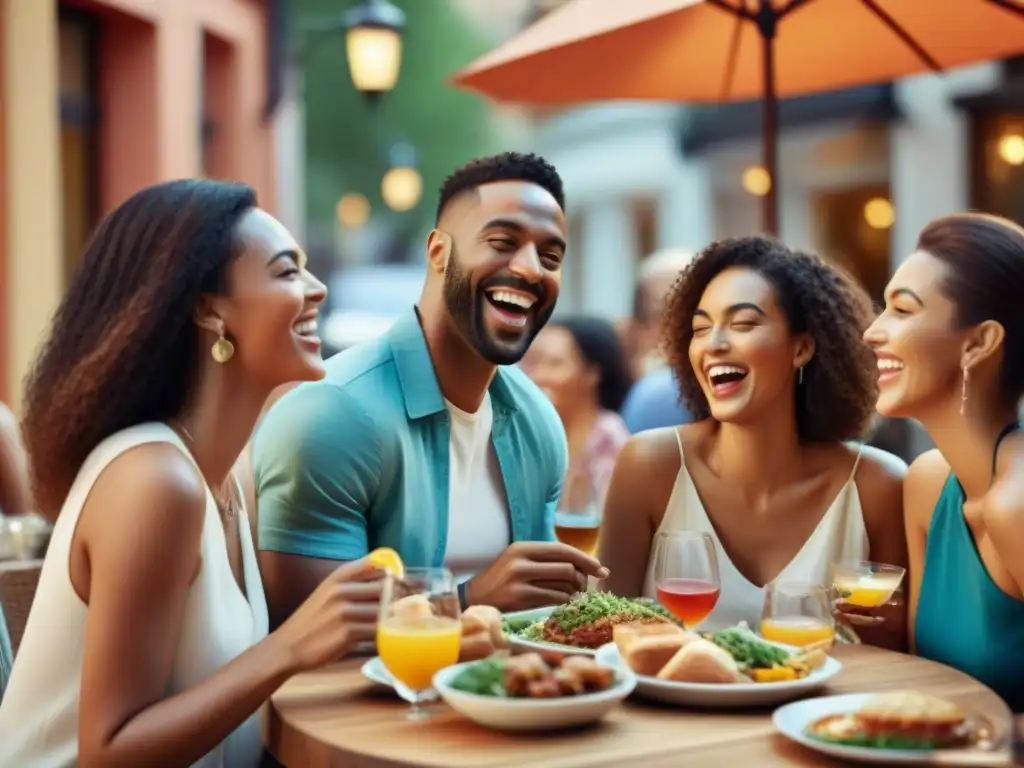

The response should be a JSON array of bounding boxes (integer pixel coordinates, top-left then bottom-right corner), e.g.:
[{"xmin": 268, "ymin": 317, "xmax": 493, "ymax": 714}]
[{"xmin": 368, "ymin": 547, "xmax": 404, "ymax": 578}]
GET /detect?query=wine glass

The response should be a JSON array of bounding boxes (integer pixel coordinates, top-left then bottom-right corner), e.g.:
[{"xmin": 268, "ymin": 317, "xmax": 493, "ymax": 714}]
[
  {"xmin": 652, "ymin": 531, "xmax": 721, "ymax": 629},
  {"xmin": 760, "ymin": 581, "xmax": 836, "ymax": 648},
  {"xmin": 377, "ymin": 567, "xmax": 462, "ymax": 720},
  {"xmin": 831, "ymin": 560, "xmax": 906, "ymax": 608},
  {"xmin": 555, "ymin": 467, "xmax": 602, "ymax": 556}
]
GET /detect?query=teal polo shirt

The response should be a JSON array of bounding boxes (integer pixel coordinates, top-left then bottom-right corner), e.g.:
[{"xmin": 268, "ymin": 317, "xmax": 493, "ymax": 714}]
[{"xmin": 253, "ymin": 308, "xmax": 567, "ymax": 567}]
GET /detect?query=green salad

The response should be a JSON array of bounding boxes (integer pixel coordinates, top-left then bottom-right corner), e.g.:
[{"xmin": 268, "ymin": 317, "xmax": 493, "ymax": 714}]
[
  {"xmin": 450, "ymin": 657, "xmax": 507, "ymax": 697},
  {"xmin": 703, "ymin": 627, "xmax": 790, "ymax": 669}
]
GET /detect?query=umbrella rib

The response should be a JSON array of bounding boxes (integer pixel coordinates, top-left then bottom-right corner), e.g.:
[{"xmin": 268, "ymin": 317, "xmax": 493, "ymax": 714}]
[
  {"xmin": 778, "ymin": 0, "xmax": 819, "ymax": 19},
  {"xmin": 719, "ymin": 13, "xmax": 745, "ymax": 101},
  {"xmin": 704, "ymin": 0, "xmax": 754, "ymax": 20},
  {"xmin": 986, "ymin": 0, "xmax": 1024, "ymax": 19},
  {"xmin": 860, "ymin": 0, "xmax": 943, "ymax": 71}
]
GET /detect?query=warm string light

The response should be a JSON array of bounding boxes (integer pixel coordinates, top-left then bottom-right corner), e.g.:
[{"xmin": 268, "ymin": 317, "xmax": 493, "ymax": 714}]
[
  {"xmin": 863, "ymin": 198, "xmax": 895, "ymax": 230},
  {"xmin": 741, "ymin": 166, "xmax": 771, "ymax": 197}
]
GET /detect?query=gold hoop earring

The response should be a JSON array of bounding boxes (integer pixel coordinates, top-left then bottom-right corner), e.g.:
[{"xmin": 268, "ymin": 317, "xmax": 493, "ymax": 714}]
[
  {"xmin": 211, "ymin": 330, "xmax": 235, "ymax": 364},
  {"xmin": 960, "ymin": 367, "xmax": 969, "ymax": 416}
]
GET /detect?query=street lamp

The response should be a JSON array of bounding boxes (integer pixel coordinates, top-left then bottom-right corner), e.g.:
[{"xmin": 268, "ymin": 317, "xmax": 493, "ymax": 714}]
[
  {"xmin": 381, "ymin": 142, "xmax": 422, "ymax": 212},
  {"xmin": 343, "ymin": 0, "xmax": 406, "ymax": 103}
]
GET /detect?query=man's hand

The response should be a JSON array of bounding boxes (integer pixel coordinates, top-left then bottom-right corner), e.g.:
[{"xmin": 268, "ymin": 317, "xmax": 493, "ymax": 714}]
[{"xmin": 464, "ymin": 541, "xmax": 610, "ymax": 612}]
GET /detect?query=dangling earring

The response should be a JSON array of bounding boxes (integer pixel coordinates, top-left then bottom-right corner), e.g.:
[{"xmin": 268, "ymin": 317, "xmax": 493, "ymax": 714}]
[
  {"xmin": 211, "ymin": 328, "xmax": 235, "ymax": 364},
  {"xmin": 960, "ymin": 367, "xmax": 969, "ymax": 416},
  {"xmin": 798, "ymin": 366, "xmax": 804, "ymax": 386}
]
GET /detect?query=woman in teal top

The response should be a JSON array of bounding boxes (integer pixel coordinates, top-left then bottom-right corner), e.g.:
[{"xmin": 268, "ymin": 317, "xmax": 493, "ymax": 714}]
[{"xmin": 864, "ymin": 212, "xmax": 1024, "ymax": 712}]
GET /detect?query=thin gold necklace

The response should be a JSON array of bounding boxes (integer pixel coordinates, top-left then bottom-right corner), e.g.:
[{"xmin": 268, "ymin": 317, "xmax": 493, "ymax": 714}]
[{"xmin": 173, "ymin": 422, "xmax": 236, "ymax": 523}]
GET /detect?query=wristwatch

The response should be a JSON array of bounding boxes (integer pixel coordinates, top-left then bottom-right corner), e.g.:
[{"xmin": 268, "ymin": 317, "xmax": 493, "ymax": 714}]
[{"xmin": 457, "ymin": 580, "xmax": 469, "ymax": 610}]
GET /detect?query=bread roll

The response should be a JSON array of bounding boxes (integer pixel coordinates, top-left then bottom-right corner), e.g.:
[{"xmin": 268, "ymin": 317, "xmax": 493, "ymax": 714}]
[
  {"xmin": 612, "ymin": 621, "xmax": 687, "ymax": 659},
  {"xmin": 657, "ymin": 638, "xmax": 744, "ymax": 684},
  {"xmin": 462, "ymin": 605, "xmax": 507, "ymax": 649},
  {"xmin": 624, "ymin": 635, "xmax": 691, "ymax": 677},
  {"xmin": 458, "ymin": 604, "xmax": 508, "ymax": 662}
]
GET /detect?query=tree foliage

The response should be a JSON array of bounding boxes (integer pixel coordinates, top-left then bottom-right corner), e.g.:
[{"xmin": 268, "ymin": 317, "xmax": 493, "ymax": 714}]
[{"xmin": 297, "ymin": 0, "xmax": 500, "ymax": 231}]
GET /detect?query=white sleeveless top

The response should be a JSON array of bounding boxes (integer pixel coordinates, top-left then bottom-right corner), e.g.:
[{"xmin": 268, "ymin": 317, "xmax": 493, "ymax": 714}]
[
  {"xmin": 642, "ymin": 431, "xmax": 868, "ymax": 630},
  {"xmin": 0, "ymin": 423, "xmax": 268, "ymax": 768}
]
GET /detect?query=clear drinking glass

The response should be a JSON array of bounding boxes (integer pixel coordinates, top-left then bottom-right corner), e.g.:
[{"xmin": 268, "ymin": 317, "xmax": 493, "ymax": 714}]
[
  {"xmin": 760, "ymin": 581, "xmax": 836, "ymax": 648},
  {"xmin": 376, "ymin": 567, "xmax": 462, "ymax": 720},
  {"xmin": 651, "ymin": 531, "xmax": 721, "ymax": 629},
  {"xmin": 831, "ymin": 560, "xmax": 906, "ymax": 608},
  {"xmin": 555, "ymin": 468, "xmax": 602, "ymax": 556}
]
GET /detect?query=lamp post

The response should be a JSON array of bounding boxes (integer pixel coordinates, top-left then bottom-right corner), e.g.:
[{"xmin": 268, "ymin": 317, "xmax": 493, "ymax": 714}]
[
  {"xmin": 381, "ymin": 142, "xmax": 422, "ymax": 212},
  {"xmin": 343, "ymin": 0, "xmax": 406, "ymax": 105}
]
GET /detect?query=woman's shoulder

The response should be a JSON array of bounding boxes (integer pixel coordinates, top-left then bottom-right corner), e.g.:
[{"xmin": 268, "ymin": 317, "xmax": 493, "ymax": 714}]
[
  {"xmin": 73, "ymin": 424, "xmax": 207, "ymax": 525},
  {"xmin": 987, "ymin": 430, "xmax": 1024, "ymax": 522}
]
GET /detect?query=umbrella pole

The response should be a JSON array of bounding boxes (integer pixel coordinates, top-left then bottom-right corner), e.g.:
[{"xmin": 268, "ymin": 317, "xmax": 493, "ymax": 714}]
[{"xmin": 757, "ymin": 6, "xmax": 780, "ymax": 237}]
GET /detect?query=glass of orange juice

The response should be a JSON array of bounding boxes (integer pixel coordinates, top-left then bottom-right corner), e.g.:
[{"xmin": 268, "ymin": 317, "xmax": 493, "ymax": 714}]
[
  {"xmin": 760, "ymin": 581, "xmax": 836, "ymax": 648},
  {"xmin": 377, "ymin": 567, "xmax": 462, "ymax": 720},
  {"xmin": 831, "ymin": 560, "xmax": 906, "ymax": 608}
]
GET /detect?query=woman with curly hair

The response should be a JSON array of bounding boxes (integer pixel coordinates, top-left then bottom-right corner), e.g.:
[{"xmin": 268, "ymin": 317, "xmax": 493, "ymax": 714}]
[
  {"xmin": 0, "ymin": 180, "xmax": 385, "ymax": 767},
  {"xmin": 599, "ymin": 236, "xmax": 907, "ymax": 642},
  {"xmin": 864, "ymin": 213, "xmax": 1024, "ymax": 711}
]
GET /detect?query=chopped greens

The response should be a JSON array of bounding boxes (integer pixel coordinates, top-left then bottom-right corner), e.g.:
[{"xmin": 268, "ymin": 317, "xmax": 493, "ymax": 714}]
[
  {"xmin": 449, "ymin": 657, "xmax": 507, "ymax": 697},
  {"xmin": 547, "ymin": 592, "xmax": 675, "ymax": 632},
  {"xmin": 807, "ymin": 731, "xmax": 942, "ymax": 750},
  {"xmin": 501, "ymin": 616, "xmax": 535, "ymax": 635},
  {"xmin": 519, "ymin": 623, "xmax": 545, "ymax": 641},
  {"xmin": 706, "ymin": 627, "xmax": 790, "ymax": 669}
]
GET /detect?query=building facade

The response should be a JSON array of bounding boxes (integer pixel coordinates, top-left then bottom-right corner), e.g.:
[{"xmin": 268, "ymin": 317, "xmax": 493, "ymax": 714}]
[
  {"xmin": 540, "ymin": 61, "xmax": 1022, "ymax": 317},
  {"xmin": 1, "ymin": 0, "xmax": 283, "ymax": 407}
]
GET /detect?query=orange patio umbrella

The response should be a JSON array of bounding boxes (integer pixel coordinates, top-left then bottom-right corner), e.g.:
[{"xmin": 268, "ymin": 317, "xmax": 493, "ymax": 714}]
[{"xmin": 453, "ymin": 0, "xmax": 1024, "ymax": 235}]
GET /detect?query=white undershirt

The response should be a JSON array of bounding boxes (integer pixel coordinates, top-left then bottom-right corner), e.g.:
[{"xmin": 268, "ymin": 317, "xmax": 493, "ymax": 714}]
[{"xmin": 444, "ymin": 393, "xmax": 511, "ymax": 581}]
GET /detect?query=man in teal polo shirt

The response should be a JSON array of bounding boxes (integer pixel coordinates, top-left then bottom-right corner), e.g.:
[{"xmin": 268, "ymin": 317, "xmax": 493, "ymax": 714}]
[{"xmin": 254, "ymin": 152, "xmax": 607, "ymax": 625}]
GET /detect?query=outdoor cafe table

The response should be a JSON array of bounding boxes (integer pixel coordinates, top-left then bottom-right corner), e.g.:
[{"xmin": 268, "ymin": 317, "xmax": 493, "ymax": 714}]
[{"xmin": 266, "ymin": 645, "xmax": 1014, "ymax": 767}]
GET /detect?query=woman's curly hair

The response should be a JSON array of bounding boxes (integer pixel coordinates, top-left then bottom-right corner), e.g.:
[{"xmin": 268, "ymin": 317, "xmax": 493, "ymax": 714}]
[
  {"xmin": 21, "ymin": 179, "xmax": 256, "ymax": 519},
  {"xmin": 661, "ymin": 236, "xmax": 878, "ymax": 443}
]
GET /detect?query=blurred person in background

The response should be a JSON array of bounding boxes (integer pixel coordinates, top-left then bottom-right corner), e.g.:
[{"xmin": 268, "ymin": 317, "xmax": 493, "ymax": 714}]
[
  {"xmin": 0, "ymin": 403, "xmax": 31, "ymax": 517},
  {"xmin": 864, "ymin": 213, "xmax": 1024, "ymax": 711},
  {"xmin": 0, "ymin": 180, "xmax": 384, "ymax": 767},
  {"xmin": 254, "ymin": 153, "xmax": 607, "ymax": 625},
  {"xmin": 620, "ymin": 248, "xmax": 695, "ymax": 433},
  {"xmin": 600, "ymin": 237, "xmax": 907, "ymax": 643},
  {"xmin": 0, "ymin": 402, "xmax": 31, "ymax": 703},
  {"xmin": 521, "ymin": 316, "xmax": 633, "ymax": 553}
]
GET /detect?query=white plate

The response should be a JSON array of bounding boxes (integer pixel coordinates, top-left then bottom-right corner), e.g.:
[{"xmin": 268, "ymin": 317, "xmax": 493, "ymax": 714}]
[
  {"xmin": 360, "ymin": 657, "xmax": 438, "ymax": 701},
  {"xmin": 503, "ymin": 606, "xmax": 601, "ymax": 656},
  {"xmin": 594, "ymin": 641, "xmax": 842, "ymax": 709},
  {"xmin": 432, "ymin": 660, "xmax": 636, "ymax": 732},
  {"xmin": 773, "ymin": 693, "xmax": 1008, "ymax": 766}
]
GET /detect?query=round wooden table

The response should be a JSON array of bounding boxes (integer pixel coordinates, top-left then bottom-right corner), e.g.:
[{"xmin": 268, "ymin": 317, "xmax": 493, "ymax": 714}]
[{"xmin": 266, "ymin": 645, "xmax": 1013, "ymax": 767}]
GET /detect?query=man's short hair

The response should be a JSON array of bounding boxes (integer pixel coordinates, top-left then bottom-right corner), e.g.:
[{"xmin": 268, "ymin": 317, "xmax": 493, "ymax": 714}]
[{"xmin": 435, "ymin": 152, "xmax": 565, "ymax": 223}]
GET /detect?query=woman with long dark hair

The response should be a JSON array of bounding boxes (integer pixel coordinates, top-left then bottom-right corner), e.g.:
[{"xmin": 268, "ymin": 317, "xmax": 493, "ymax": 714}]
[
  {"xmin": 600, "ymin": 236, "xmax": 907, "ymax": 639},
  {"xmin": 522, "ymin": 315, "xmax": 633, "ymax": 520},
  {"xmin": 864, "ymin": 213, "xmax": 1024, "ymax": 711},
  {"xmin": 0, "ymin": 180, "xmax": 383, "ymax": 766}
]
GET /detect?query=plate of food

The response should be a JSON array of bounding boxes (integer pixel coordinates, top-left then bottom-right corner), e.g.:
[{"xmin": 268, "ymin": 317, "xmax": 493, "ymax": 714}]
[
  {"xmin": 594, "ymin": 622, "xmax": 841, "ymax": 708},
  {"xmin": 773, "ymin": 691, "xmax": 1005, "ymax": 765},
  {"xmin": 502, "ymin": 591, "xmax": 680, "ymax": 656},
  {"xmin": 433, "ymin": 650, "xmax": 636, "ymax": 732}
]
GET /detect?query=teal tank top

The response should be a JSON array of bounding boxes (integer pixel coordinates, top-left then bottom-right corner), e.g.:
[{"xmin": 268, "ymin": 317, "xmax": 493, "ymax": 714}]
[{"xmin": 916, "ymin": 451, "xmax": 1024, "ymax": 713}]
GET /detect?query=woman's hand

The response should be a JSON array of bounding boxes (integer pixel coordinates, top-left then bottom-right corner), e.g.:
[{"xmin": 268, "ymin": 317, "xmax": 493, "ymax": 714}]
[
  {"xmin": 273, "ymin": 557, "xmax": 384, "ymax": 671},
  {"xmin": 833, "ymin": 589, "xmax": 908, "ymax": 652}
]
